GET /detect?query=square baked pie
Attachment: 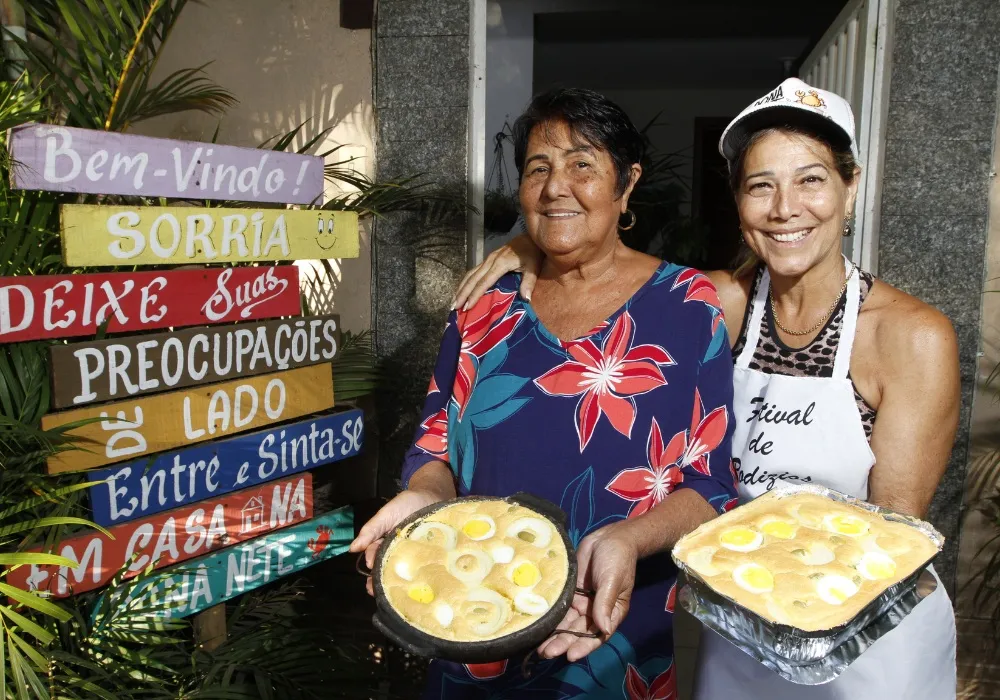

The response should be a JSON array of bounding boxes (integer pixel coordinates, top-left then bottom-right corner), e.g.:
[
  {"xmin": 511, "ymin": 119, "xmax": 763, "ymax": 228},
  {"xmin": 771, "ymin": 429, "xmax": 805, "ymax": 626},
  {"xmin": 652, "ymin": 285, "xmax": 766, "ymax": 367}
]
[
  {"xmin": 380, "ymin": 499, "xmax": 570, "ymax": 642},
  {"xmin": 672, "ymin": 490, "xmax": 939, "ymax": 631}
]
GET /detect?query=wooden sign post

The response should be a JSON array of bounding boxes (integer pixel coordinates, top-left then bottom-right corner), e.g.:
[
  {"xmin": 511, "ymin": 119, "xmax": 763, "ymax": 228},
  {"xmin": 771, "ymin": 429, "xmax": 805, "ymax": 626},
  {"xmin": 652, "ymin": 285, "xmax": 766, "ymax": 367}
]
[
  {"xmin": 42, "ymin": 364, "xmax": 335, "ymax": 473},
  {"xmin": 5, "ymin": 474, "xmax": 313, "ymax": 598},
  {"xmin": 194, "ymin": 605, "xmax": 228, "ymax": 651},
  {"xmin": 96, "ymin": 506, "xmax": 354, "ymax": 620},
  {"xmin": 9, "ymin": 124, "xmax": 324, "ymax": 204},
  {"xmin": 49, "ymin": 314, "xmax": 341, "ymax": 408},
  {"xmin": 0, "ymin": 266, "xmax": 301, "ymax": 344},
  {"xmin": 60, "ymin": 205, "xmax": 359, "ymax": 266},
  {"xmin": 86, "ymin": 409, "xmax": 364, "ymax": 527}
]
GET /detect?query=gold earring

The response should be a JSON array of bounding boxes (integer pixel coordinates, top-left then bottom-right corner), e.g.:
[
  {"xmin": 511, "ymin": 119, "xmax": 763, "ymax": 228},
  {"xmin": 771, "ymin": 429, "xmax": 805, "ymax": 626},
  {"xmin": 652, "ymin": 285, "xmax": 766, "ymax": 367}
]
[
  {"xmin": 843, "ymin": 220, "xmax": 853, "ymax": 237},
  {"xmin": 620, "ymin": 209, "xmax": 637, "ymax": 231}
]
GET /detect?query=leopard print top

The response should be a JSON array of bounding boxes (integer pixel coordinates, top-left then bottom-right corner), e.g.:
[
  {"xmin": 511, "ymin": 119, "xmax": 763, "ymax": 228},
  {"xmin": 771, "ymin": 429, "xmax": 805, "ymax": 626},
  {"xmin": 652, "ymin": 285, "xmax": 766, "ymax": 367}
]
[{"xmin": 732, "ymin": 265, "xmax": 878, "ymax": 440}]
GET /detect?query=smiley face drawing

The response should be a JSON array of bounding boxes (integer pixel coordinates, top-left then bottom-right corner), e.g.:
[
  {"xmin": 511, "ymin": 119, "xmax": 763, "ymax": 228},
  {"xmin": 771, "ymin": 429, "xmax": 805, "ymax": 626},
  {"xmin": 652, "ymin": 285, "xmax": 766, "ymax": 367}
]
[{"xmin": 316, "ymin": 214, "xmax": 339, "ymax": 252}]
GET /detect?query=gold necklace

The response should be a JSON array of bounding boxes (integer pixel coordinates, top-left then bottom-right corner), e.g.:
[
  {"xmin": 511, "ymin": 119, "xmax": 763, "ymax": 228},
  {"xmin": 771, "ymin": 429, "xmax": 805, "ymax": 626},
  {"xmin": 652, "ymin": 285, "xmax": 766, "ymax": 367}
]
[{"xmin": 770, "ymin": 262, "xmax": 856, "ymax": 337}]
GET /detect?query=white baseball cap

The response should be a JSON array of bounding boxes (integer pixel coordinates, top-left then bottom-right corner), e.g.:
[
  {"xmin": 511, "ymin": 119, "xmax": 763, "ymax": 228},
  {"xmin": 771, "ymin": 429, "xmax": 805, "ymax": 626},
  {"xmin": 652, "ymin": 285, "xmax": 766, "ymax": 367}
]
[{"xmin": 719, "ymin": 77, "xmax": 859, "ymax": 163}]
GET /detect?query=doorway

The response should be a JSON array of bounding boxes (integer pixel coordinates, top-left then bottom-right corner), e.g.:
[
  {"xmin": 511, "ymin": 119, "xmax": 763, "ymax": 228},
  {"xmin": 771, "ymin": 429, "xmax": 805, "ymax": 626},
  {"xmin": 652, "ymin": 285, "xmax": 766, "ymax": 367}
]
[{"xmin": 483, "ymin": 0, "xmax": 862, "ymax": 272}]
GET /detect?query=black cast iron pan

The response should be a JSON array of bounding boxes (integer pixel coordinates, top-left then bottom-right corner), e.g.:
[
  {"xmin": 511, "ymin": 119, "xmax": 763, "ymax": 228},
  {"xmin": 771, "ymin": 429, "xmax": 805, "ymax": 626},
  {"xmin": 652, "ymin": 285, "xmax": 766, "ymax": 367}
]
[{"xmin": 361, "ymin": 491, "xmax": 587, "ymax": 663}]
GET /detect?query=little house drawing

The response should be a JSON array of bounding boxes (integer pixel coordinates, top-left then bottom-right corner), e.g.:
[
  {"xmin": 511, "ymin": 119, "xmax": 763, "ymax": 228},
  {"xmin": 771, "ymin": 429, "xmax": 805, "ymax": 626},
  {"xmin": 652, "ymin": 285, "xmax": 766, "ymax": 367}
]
[{"xmin": 240, "ymin": 495, "xmax": 265, "ymax": 534}]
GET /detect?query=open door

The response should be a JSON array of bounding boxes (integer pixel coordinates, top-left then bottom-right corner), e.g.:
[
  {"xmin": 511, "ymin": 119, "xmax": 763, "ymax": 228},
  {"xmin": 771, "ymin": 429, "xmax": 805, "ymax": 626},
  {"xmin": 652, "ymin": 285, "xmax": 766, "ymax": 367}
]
[{"xmin": 799, "ymin": 0, "xmax": 895, "ymax": 273}]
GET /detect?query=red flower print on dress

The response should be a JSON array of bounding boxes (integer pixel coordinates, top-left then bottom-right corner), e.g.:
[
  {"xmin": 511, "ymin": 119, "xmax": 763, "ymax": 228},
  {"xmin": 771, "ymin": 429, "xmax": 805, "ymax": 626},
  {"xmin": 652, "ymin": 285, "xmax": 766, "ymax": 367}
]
[
  {"xmin": 665, "ymin": 581, "xmax": 677, "ymax": 613},
  {"xmin": 624, "ymin": 662, "xmax": 676, "ymax": 700},
  {"xmin": 454, "ymin": 289, "xmax": 525, "ymax": 418},
  {"xmin": 722, "ymin": 497, "xmax": 740, "ymax": 513},
  {"xmin": 464, "ymin": 660, "xmax": 507, "ymax": 679},
  {"xmin": 672, "ymin": 268, "xmax": 725, "ymax": 334},
  {"xmin": 414, "ymin": 407, "xmax": 448, "ymax": 458},
  {"xmin": 681, "ymin": 388, "xmax": 728, "ymax": 476},
  {"xmin": 605, "ymin": 418, "xmax": 685, "ymax": 518},
  {"xmin": 534, "ymin": 311, "xmax": 674, "ymax": 452}
]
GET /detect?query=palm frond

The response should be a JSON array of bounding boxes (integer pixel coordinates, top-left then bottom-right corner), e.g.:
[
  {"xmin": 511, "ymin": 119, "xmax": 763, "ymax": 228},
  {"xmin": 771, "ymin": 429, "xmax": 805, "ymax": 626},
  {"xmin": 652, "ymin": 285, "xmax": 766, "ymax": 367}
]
[
  {"xmin": 18, "ymin": 0, "xmax": 235, "ymax": 131},
  {"xmin": 332, "ymin": 330, "xmax": 381, "ymax": 402}
]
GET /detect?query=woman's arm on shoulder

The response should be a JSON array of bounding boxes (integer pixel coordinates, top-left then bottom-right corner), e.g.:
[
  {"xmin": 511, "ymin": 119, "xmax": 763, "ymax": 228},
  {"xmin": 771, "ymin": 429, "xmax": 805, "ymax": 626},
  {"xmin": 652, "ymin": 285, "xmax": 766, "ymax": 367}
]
[
  {"xmin": 453, "ymin": 234, "xmax": 543, "ymax": 310},
  {"xmin": 867, "ymin": 295, "xmax": 960, "ymax": 517}
]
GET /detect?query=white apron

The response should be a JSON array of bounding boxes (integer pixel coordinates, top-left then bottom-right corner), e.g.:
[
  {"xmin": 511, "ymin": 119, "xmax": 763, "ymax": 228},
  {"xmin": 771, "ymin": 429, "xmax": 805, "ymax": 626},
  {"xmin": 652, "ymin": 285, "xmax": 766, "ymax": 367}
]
[{"xmin": 693, "ymin": 262, "xmax": 957, "ymax": 700}]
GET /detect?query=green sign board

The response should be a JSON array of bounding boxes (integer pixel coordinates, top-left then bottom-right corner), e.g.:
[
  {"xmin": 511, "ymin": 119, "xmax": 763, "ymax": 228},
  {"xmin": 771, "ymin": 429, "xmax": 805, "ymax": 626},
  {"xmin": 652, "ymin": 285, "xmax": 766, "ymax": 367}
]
[{"xmin": 96, "ymin": 506, "xmax": 353, "ymax": 620}]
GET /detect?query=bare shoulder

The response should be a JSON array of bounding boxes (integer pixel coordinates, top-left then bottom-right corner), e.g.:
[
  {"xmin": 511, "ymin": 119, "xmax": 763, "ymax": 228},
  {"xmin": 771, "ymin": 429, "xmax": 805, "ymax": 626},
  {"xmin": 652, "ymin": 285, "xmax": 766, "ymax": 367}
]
[
  {"xmin": 706, "ymin": 269, "xmax": 752, "ymax": 328},
  {"xmin": 864, "ymin": 279, "xmax": 958, "ymax": 375}
]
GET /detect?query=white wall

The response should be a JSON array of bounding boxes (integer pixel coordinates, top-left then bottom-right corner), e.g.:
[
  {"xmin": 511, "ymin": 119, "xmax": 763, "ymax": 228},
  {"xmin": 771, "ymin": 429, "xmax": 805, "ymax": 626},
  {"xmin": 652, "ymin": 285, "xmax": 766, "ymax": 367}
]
[{"xmin": 131, "ymin": 0, "xmax": 374, "ymax": 332}]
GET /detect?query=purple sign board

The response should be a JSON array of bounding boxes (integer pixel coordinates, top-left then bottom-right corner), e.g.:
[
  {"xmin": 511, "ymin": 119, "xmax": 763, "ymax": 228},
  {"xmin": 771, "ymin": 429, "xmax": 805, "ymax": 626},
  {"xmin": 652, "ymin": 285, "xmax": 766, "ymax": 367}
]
[{"xmin": 8, "ymin": 124, "xmax": 324, "ymax": 205}]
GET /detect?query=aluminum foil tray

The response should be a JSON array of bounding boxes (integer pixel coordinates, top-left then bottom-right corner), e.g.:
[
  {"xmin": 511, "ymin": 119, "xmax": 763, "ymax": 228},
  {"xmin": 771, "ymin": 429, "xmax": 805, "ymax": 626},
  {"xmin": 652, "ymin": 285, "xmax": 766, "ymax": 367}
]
[
  {"xmin": 679, "ymin": 568, "xmax": 938, "ymax": 685},
  {"xmin": 672, "ymin": 484, "xmax": 944, "ymax": 683}
]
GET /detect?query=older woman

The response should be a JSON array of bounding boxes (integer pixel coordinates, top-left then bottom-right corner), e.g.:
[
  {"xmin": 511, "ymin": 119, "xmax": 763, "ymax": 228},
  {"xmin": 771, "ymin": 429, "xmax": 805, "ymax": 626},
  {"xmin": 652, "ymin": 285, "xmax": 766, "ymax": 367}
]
[
  {"xmin": 454, "ymin": 78, "xmax": 960, "ymax": 699},
  {"xmin": 351, "ymin": 88, "xmax": 738, "ymax": 698}
]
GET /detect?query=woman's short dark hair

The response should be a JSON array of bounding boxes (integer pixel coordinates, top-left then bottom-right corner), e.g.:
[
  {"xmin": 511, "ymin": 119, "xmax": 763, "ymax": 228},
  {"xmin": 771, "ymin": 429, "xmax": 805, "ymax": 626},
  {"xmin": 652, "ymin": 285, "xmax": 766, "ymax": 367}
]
[
  {"xmin": 512, "ymin": 88, "xmax": 645, "ymax": 198},
  {"xmin": 727, "ymin": 122, "xmax": 858, "ymax": 194}
]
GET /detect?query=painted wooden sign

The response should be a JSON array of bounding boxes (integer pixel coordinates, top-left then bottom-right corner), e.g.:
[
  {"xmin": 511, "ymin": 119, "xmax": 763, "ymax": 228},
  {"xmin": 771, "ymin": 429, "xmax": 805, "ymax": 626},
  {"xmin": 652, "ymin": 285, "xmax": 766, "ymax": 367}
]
[
  {"xmin": 50, "ymin": 314, "xmax": 341, "ymax": 408},
  {"xmin": 97, "ymin": 506, "xmax": 353, "ymax": 620},
  {"xmin": 6, "ymin": 475, "xmax": 312, "ymax": 599},
  {"xmin": 86, "ymin": 409, "xmax": 364, "ymax": 527},
  {"xmin": 0, "ymin": 266, "xmax": 300, "ymax": 344},
  {"xmin": 60, "ymin": 205, "xmax": 359, "ymax": 267},
  {"xmin": 41, "ymin": 364, "xmax": 335, "ymax": 473},
  {"xmin": 8, "ymin": 124, "xmax": 323, "ymax": 204}
]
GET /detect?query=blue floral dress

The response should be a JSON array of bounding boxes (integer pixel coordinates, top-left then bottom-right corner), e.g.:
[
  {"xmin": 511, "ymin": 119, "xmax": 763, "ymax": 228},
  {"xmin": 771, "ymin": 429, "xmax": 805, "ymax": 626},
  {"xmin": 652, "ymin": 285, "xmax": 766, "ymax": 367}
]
[{"xmin": 401, "ymin": 262, "xmax": 738, "ymax": 699}]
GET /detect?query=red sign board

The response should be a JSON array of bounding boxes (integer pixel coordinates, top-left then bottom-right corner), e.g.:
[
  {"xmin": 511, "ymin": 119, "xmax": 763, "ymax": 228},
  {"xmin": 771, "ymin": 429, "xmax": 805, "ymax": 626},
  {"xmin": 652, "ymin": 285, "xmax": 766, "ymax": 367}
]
[
  {"xmin": 6, "ymin": 474, "xmax": 312, "ymax": 598},
  {"xmin": 0, "ymin": 266, "xmax": 300, "ymax": 343}
]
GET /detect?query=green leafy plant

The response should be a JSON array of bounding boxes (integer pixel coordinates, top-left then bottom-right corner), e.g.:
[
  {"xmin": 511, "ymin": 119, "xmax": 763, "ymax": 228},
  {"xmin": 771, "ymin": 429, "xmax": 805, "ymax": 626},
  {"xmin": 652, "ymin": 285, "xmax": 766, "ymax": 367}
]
[{"xmin": 0, "ymin": 0, "xmax": 452, "ymax": 697}]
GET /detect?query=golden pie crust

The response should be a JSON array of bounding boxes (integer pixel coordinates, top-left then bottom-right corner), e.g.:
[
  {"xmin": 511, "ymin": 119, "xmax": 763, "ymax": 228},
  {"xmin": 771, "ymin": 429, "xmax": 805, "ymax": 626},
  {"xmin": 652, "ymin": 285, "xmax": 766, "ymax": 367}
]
[
  {"xmin": 672, "ymin": 491, "xmax": 938, "ymax": 632},
  {"xmin": 380, "ymin": 499, "xmax": 570, "ymax": 642}
]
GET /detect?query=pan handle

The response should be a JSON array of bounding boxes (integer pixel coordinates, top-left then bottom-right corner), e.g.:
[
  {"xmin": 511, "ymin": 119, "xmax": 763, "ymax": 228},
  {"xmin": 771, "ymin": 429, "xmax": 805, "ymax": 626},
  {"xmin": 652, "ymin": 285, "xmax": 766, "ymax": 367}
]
[
  {"xmin": 509, "ymin": 491, "xmax": 567, "ymax": 527},
  {"xmin": 355, "ymin": 552, "xmax": 373, "ymax": 577}
]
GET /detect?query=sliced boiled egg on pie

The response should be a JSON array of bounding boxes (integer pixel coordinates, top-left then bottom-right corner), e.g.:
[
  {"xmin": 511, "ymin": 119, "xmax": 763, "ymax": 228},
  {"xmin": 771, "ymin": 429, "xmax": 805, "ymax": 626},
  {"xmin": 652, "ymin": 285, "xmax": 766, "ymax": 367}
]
[
  {"xmin": 508, "ymin": 560, "xmax": 542, "ymax": 588},
  {"xmin": 685, "ymin": 545, "xmax": 723, "ymax": 577},
  {"xmin": 758, "ymin": 515, "xmax": 798, "ymax": 539},
  {"xmin": 857, "ymin": 551, "xmax": 897, "ymax": 581},
  {"xmin": 823, "ymin": 513, "xmax": 870, "ymax": 538},
  {"xmin": 446, "ymin": 548, "xmax": 494, "ymax": 584},
  {"xmin": 393, "ymin": 559, "xmax": 416, "ymax": 581},
  {"xmin": 860, "ymin": 534, "xmax": 885, "ymax": 553},
  {"xmin": 462, "ymin": 515, "xmax": 496, "ymax": 541},
  {"xmin": 816, "ymin": 574, "xmax": 859, "ymax": 605},
  {"xmin": 795, "ymin": 542, "xmax": 836, "ymax": 566},
  {"xmin": 409, "ymin": 521, "xmax": 458, "ymax": 550},
  {"xmin": 719, "ymin": 527, "xmax": 763, "ymax": 552},
  {"xmin": 505, "ymin": 518, "xmax": 552, "ymax": 548},
  {"xmin": 514, "ymin": 591, "xmax": 551, "ymax": 615},
  {"xmin": 788, "ymin": 503, "xmax": 825, "ymax": 528},
  {"xmin": 464, "ymin": 588, "xmax": 511, "ymax": 636},
  {"xmin": 433, "ymin": 602, "xmax": 454, "ymax": 627},
  {"xmin": 732, "ymin": 562, "xmax": 774, "ymax": 594},
  {"xmin": 490, "ymin": 544, "xmax": 515, "ymax": 564},
  {"xmin": 407, "ymin": 583, "xmax": 435, "ymax": 604}
]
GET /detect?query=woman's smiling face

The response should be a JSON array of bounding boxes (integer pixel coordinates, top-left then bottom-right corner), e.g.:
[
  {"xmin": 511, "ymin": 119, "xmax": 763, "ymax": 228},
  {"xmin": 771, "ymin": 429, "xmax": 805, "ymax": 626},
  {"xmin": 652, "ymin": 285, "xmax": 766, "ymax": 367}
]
[
  {"xmin": 736, "ymin": 130, "xmax": 859, "ymax": 278},
  {"xmin": 519, "ymin": 120, "xmax": 637, "ymax": 259}
]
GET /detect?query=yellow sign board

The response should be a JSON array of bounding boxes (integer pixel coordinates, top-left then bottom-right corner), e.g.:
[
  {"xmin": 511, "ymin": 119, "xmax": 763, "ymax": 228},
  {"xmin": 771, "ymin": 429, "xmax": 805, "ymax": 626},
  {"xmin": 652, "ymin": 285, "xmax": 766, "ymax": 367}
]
[
  {"xmin": 42, "ymin": 364, "xmax": 334, "ymax": 473},
  {"xmin": 60, "ymin": 205, "xmax": 359, "ymax": 266}
]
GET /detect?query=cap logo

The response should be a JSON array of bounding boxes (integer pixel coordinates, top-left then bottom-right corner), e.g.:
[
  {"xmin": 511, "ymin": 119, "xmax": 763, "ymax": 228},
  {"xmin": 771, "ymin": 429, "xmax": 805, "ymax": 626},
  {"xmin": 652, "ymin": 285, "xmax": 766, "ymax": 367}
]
[
  {"xmin": 753, "ymin": 85, "xmax": 784, "ymax": 107},
  {"xmin": 795, "ymin": 89, "xmax": 826, "ymax": 110}
]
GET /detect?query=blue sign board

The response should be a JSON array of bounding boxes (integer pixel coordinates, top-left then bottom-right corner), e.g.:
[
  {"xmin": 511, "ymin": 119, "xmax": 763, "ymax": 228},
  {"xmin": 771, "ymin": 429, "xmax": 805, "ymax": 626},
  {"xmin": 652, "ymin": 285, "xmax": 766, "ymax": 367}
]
[{"xmin": 87, "ymin": 410, "xmax": 364, "ymax": 526}]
